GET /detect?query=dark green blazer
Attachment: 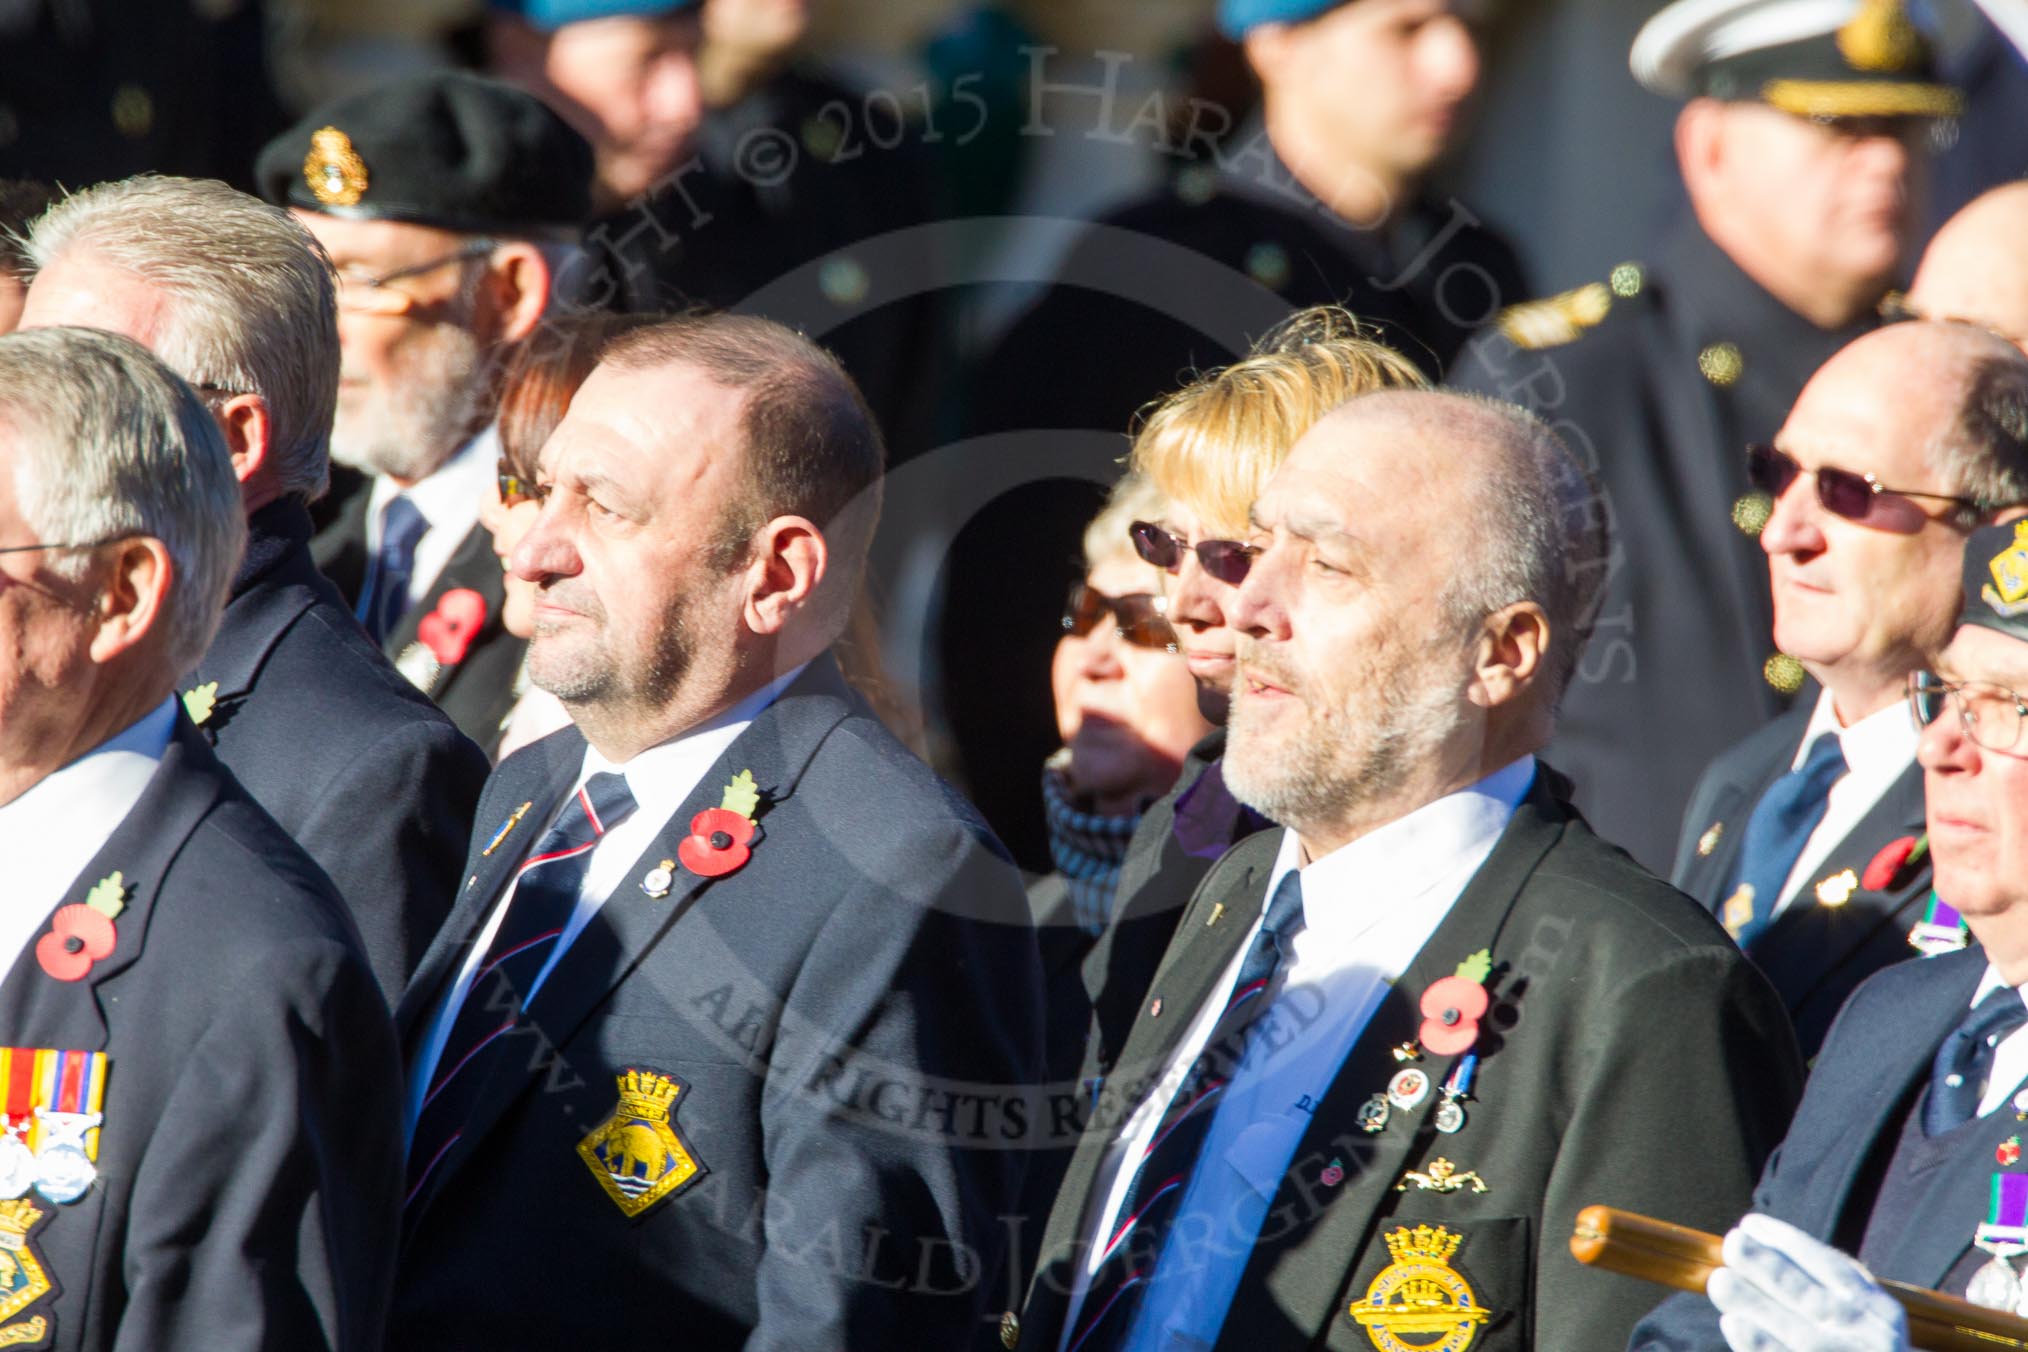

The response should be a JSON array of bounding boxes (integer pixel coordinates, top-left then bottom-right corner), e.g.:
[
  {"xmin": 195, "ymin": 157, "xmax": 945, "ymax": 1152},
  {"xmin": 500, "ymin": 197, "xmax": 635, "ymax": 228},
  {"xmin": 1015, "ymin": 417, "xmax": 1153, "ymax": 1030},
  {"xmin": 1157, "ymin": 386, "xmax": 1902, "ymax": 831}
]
[{"xmin": 1003, "ymin": 765, "xmax": 1805, "ymax": 1352}]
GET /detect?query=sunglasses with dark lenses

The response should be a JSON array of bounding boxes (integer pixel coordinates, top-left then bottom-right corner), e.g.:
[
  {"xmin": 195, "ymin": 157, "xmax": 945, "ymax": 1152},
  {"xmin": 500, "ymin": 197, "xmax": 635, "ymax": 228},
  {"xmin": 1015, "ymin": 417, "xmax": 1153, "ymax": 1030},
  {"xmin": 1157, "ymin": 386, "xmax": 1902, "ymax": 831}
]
[
  {"xmin": 497, "ymin": 457, "xmax": 543, "ymax": 509},
  {"xmin": 1061, "ymin": 583, "xmax": 1179, "ymax": 653},
  {"xmin": 1129, "ymin": 520, "xmax": 1259, "ymax": 585},
  {"xmin": 1746, "ymin": 443, "xmax": 1985, "ymax": 532},
  {"xmin": 1910, "ymin": 669, "xmax": 2028, "ymax": 754}
]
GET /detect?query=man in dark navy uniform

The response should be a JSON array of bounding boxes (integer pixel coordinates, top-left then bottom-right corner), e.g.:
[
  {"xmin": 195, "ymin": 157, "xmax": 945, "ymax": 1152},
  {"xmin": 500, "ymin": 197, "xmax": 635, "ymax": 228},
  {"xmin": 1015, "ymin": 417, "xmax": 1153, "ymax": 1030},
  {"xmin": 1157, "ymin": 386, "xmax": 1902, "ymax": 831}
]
[
  {"xmin": 19, "ymin": 174, "xmax": 490, "ymax": 997},
  {"xmin": 257, "ymin": 72, "xmax": 597, "ymax": 751},
  {"xmin": 0, "ymin": 325, "xmax": 399, "ymax": 1350},
  {"xmin": 1631, "ymin": 500, "xmax": 2028, "ymax": 1350},
  {"xmin": 1672, "ymin": 323, "xmax": 2028, "ymax": 1058},
  {"xmin": 1452, "ymin": 0, "xmax": 1959, "ymax": 872}
]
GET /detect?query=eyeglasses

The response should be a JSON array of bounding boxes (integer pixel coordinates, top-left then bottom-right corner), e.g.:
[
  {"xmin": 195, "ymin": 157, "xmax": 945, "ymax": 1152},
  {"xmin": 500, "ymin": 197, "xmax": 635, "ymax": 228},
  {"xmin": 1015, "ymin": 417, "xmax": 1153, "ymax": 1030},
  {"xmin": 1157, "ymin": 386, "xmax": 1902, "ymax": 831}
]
[
  {"xmin": 334, "ymin": 241, "xmax": 496, "ymax": 316},
  {"xmin": 0, "ymin": 536, "xmax": 132, "ymax": 559},
  {"xmin": 497, "ymin": 458, "xmax": 544, "ymax": 509},
  {"xmin": 1909, "ymin": 669, "xmax": 2028, "ymax": 753},
  {"xmin": 1747, "ymin": 442, "xmax": 1989, "ymax": 533},
  {"xmin": 1129, "ymin": 520, "xmax": 1259, "ymax": 585},
  {"xmin": 1061, "ymin": 583, "xmax": 1179, "ymax": 653}
]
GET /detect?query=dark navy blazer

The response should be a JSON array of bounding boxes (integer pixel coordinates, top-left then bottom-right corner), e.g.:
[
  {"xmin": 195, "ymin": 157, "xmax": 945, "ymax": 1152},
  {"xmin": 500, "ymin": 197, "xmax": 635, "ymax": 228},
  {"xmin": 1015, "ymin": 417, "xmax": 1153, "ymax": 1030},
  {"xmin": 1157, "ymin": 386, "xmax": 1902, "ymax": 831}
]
[
  {"xmin": 0, "ymin": 716, "xmax": 402, "ymax": 1350},
  {"xmin": 389, "ymin": 656, "xmax": 1048, "ymax": 1350},
  {"xmin": 188, "ymin": 500, "xmax": 490, "ymax": 995},
  {"xmin": 1630, "ymin": 945, "xmax": 1999, "ymax": 1348},
  {"xmin": 1671, "ymin": 705, "xmax": 1931, "ymax": 1058}
]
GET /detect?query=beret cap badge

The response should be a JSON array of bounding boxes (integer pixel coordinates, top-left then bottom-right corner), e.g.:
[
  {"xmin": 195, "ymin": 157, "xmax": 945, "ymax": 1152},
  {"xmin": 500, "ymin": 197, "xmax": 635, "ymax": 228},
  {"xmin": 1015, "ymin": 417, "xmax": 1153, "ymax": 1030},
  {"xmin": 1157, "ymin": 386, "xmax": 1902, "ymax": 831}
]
[
  {"xmin": 1836, "ymin": 0, "xmax": 1925, "ymax": 72},
  {"xmin": 304, "ymin": 126, "xmax": 369, "ymax": 208}
]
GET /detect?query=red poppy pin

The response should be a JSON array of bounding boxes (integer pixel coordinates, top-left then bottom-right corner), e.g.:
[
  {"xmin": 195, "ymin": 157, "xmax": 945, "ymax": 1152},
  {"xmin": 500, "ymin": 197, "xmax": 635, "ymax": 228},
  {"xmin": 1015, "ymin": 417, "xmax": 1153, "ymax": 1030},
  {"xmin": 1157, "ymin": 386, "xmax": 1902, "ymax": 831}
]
[
  {"xmin": 1419, "ymin": 949, "xmax": 1493, "ymax": 1056},
  {"xmin": 1861, "ymin": 834, "xmax": 1928, "ymax": 892},
  {"xmin": 37, "ymin": 872, "xmax": 128, "ymax": 982},
  {"xmin": 677, "ymin": 770, "xmax": 763, "ymax": 879},
  {"xmin": 2002, "ymin": 1136, "xmax": 2023, "ymax": 1168},
  {"xmin": 417, "ymin": 588, "xmax": 488, "ymax": 666}
]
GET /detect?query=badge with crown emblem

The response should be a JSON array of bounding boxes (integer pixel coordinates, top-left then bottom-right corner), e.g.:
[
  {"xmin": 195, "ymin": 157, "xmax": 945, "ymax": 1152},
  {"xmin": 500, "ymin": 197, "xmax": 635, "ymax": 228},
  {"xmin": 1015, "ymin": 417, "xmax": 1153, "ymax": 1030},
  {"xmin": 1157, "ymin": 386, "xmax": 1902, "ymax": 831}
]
[
  {"xmin": 1350, "ymin": 1224, "xmax": 1492, "ymax": 1352},
  {"xmin": 1984, "ymin": 521, "xmax": 2028, "ymax": 618},
  {"xmin": 575, "ymin": 1069, "xmax": 705, "ymax": 1218},
  {"xmin": 302, "ymin": 126, "xmax": 369, "ymax": 208},
  {"xmin": 0, "ymin": 1197, "xmax": 54, "ymax": 1346}
]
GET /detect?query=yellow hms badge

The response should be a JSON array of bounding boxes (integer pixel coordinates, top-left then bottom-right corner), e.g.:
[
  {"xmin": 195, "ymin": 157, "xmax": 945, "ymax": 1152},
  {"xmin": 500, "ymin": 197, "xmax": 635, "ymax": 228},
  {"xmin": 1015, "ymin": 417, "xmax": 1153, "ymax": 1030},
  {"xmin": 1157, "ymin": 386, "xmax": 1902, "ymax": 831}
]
[
  {"xmin": 576, "ymin": 1069, "xmax": 704, "ymax": 1218},
  {"xmin": 0, "ymin": 1198, "xmax": 53, "ymax": 1345},
  {"xmin": 1984, "ymin": 521, "xmax": 2028, "ymax": 617},
  {"xmin": 1351, "ymin": 1224, "xmax": 1492, "ymax": 1352}
]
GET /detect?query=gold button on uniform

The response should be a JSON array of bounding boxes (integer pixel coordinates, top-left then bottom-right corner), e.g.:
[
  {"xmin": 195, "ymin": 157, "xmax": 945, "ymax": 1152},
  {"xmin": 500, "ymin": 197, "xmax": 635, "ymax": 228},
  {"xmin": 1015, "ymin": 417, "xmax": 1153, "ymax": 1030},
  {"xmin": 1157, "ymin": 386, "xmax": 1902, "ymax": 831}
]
[
  {"xmin": 1609, "ymin": 262, "xmax": 1645, "ymax": 298},
  {"xmin": 1698, "ymin": 342, "xmax": 1744, "ymax": 387},
  {"xmin": 1764, "ymin": 653, "xmax": 1806, "ymax": 694},
  {"xmin": 1732, "ymin": 491, "xmax": 1774, "ymax": 536},
  {"xmin": 1000, "ymin": 1310, "xmax": 1021, "ymax": 1347}
]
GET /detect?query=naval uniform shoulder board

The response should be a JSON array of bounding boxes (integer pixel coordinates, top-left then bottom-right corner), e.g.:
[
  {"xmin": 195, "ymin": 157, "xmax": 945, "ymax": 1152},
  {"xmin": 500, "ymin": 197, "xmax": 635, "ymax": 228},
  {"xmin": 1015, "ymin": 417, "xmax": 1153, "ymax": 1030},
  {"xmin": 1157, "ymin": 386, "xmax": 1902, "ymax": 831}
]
[{"xmin": 1493, "ymin": 262, "xmax": 1646, "ymax": 351}]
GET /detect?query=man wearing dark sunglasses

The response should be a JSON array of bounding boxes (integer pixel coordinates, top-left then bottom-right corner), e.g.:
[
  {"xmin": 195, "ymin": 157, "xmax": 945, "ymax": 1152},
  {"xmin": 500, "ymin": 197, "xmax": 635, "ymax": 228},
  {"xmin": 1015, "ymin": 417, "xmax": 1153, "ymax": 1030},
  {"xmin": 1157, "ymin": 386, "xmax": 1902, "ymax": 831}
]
[
  {"xmin": 1631, "ymin": 516, "xmax": 2028, "ymax": 1351},
  {"xmin": 1671, "ymin": 322, "xmax": 2028, "ymax": 1058},
  {"xmin": 257, "ymin": 72, "xmax": 593, "ymax": 749},
  {"xmin": 1451, "ymin": 0, "xmax": 1957, "ymax": 875}
]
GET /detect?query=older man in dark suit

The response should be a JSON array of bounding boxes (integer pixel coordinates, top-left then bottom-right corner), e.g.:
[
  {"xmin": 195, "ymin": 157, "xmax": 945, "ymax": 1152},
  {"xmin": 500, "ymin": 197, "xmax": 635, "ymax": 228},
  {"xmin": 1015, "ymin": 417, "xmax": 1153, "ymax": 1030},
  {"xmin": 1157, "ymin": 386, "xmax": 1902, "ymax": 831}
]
[
  {"xmin": 1671, "ymin": 323, "xmax": 2028, "ymax": 1058},
  {"xmin": 1005, "ymin": 389, "xmax": 1802, "ymax": 1352},
  {"xmin": 19, "ymin": 174, "xmax": 490, "ymax": 995},
  {"xmin": 391, "ymin": 313, "xmax": 1045, "ymax": 1349},
  {"xmin": 1631, "ymin": 502, "xmax": 2028, "ymax": 1347},
  {"xmin": 0, "ymin": 326, "xmax": 399, "ymax": 1349}
]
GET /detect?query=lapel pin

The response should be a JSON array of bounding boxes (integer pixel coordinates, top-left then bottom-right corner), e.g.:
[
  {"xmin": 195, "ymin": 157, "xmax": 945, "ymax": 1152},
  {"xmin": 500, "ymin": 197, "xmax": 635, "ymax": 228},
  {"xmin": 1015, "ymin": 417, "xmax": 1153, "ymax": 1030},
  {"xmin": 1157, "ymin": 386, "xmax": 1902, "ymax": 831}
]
[
  {"xmin": 1863, "ymin": 834, "xmax": 1926, "ymax": 892},
  {"xmin": 181, "ymin": 681, "xmax": 219, "ymax": 727},
  {"xmin": 1387, "ymin": 1067, "xmax": 1431, "ymax": 1112},
  {"xmin": 482, "ymin": 801, "xmax": 533, "ymax": 858},
  {"xmin": 1358, "ymin": 1094, "xmax": 1390, "ymax": 1134},
  {"xmin": 1206, "ymin": 902, "xmax": 1225, "ymax": 928},
  {"xmin": 641, "ymin": 860, "xmax": 675, "ymax": 899},
  {"xmin": 1814, "ymin": 868, "xmax": 1858, "ymax": 909},
  {"xmin": 1697, "ymin": 821, "xmax": 1723, "ymax": 857},
  {"xmin": 36, "ymin": 873, "xmax": 128, "ymax": 982},
  {"xmin": 1721, "ymin": 884, "xmax": 1756, "ymax": 939},
  {"xmin": 678, "ymin": 770, "xmax": 762, "ymax": 879},
  {"xmin": 1319, "ymin": 1158, "xmax": 1345, "ymax": 1188}
]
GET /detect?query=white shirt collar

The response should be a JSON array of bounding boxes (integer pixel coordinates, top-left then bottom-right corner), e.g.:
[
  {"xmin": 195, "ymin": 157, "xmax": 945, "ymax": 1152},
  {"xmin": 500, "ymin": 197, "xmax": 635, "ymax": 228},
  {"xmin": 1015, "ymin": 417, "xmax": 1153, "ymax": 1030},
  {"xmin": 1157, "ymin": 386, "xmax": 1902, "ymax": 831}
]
[
  {"xmin": 1971, "ymin": 963, "xmax": 2028, "ymax": 1013},
  {"xmin": 1262, "ymin": 756, "xmax": 1536, "ymax": 945},
  {"xmin": 1793, "ymin": 687, "xmax": 1917, "ymax": 779},
  {"xmin": 0, "ymin": 696, "xmax": 177, "ymax": 922},
  {"xmin": 573, "ymin": 662, "xmax": 811, "ymax": 813},
  {"xmin": 365, "ymin": 425, "xmax": 497, "ymax": 546}
]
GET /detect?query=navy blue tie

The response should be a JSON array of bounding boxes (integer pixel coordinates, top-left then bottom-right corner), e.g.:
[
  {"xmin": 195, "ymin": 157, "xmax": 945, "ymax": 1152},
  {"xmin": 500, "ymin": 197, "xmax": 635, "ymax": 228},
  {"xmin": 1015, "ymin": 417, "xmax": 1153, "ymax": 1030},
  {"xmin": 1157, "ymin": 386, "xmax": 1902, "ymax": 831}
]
[
  {"xmin": 358, "ymin": 494, "xmax": 426, "ymax": 643},
  {"xmin": 1725, "ymin": 732, "xmax": 1847, "ymax": 946},
  {"xmin": 1925, "ymin": 992, "xmax": 2028, "ymax": 1137},
  {"xmin": 406, "ymin": 772, "xmax": 637, "ymax": 1206},
  {"xmin": 1068, "ymin": 869, "xmax": 1307, "ymax": 1352}
]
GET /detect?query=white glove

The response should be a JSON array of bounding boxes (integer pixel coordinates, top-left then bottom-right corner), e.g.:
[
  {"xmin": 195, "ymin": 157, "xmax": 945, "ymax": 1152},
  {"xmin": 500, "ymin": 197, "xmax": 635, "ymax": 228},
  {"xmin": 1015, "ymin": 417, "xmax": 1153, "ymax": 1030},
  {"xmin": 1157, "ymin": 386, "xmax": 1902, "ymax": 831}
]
[{"xmin": 1706, "ymin": 1213, "xmax": 1909, "ymax": 1352}]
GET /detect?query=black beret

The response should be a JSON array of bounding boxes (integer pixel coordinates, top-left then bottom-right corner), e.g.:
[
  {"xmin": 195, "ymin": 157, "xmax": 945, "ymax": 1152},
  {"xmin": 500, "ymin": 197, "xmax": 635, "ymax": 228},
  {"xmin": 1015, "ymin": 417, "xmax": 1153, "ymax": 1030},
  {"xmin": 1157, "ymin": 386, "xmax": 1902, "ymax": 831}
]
[
  {"xmin": 1961, "ymin": 521, "xmax": 2028, "ymax": 645},
  {"xmin": 255, "ymin": 72, "xmax": 594, "ymax": 235}
]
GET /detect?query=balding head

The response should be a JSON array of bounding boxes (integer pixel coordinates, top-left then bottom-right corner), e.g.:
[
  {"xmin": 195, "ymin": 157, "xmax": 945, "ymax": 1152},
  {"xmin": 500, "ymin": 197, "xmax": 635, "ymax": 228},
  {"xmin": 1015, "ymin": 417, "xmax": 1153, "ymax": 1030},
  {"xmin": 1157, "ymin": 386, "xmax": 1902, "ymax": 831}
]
[
  {"xmin": 1221, "ymin": 389, "xmax": 1606, "ymax": 851},
  {"xmin": 1908, "ymin": 182, "xmax": 2028, "ymax": 354}
]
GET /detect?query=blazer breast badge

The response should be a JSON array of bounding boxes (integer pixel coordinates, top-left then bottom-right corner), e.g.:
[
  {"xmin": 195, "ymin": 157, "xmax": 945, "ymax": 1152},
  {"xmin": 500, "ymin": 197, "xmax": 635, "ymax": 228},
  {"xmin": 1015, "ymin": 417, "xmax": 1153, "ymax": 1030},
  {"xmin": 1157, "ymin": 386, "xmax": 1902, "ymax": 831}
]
[
  {"xmin": 576, "ymin": 1069, "xmax": 705, "ymax": 1218},
  {"xmin": 0, "ymin": 1197, "xmax": 54, "ymax": 1347},
  {"xmin": 1350, "ymin": 1224, "xmax": 1492, "ymax": 1352}
]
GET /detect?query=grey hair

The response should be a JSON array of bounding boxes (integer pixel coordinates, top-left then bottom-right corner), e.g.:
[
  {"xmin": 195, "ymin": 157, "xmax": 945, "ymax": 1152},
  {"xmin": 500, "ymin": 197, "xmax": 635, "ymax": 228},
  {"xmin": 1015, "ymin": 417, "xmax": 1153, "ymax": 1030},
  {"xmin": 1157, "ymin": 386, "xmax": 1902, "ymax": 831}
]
[
  {"xmin": 1083, "ymin": 473, "xmax": 1166, "ymax": 572},
  {"xmin": 1923, "ymin": 337, "xmax": 2028, "ymax": 515},
  {"xmin": 25, "ymin": 174, "xmax": 338, "ymax": 503},
  {"xmin": 0, "ymin": 327, "xmax": 245, "ymax": 673},
  {"xmin": 1367, "ymin": 390, "xmax": 1611, "ymax": 705}
]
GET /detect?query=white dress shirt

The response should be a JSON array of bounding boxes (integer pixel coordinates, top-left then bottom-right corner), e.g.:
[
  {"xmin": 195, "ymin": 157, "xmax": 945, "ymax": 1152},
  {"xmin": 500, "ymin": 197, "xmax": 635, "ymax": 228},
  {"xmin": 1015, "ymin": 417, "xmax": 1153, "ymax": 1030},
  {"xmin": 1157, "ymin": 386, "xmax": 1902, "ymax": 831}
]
[
  {"xmin": 365, "ymin": 425, "xmax": 498, "ymax": 609},
  {"xmin": 1771, "ymin": 690, "xmax": 1917, "ymax": 916},
  {"xmin": 406, "ymin": 663, "xmax": 806, "ymax": 1137},
  {"xmin": 0, "ymin": 698, "xmax": 175, "ymax": 976},
  {"xmin": 1061, "ymin": 756, "xmax": 1536, "ymax": 1352},
  {"xmin": 1966, "ymin": 966, "xmax": 2028, "ymax": 1118}
]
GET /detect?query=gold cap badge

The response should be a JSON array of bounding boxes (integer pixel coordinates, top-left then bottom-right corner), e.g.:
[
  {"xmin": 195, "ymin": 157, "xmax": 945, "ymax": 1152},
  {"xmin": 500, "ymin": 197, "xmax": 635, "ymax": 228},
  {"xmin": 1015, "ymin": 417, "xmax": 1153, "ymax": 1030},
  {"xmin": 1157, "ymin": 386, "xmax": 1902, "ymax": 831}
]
[
  {"xmin": 303, "ymin": 126, "xmax": 369, "ymax": 208},
  {"xmin": 1837, "ymin": 0, "xmax": 1925, "ymax": 73}
]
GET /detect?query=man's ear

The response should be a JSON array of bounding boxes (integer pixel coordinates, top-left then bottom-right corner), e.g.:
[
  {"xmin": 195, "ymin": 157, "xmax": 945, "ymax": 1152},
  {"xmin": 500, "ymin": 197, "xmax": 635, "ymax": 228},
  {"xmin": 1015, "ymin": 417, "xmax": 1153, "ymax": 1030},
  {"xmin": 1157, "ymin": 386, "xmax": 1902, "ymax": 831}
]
[
  {"xmin": 1674, "ymin": 98, "xmax": 1726, "ymax": 199},
  {"xmin": 1467, "ymin": 601, "xmax": 1550, "ymax": 709},
  {"xmin": 476, "ymin": 242, "xmax": 554, "ymax": 346},
  {"xmin": 212, "ymin": 392, "xmax": 272, "ymax": 496},
  {"xmin": 1242, "ymin": 22, "xmax": 1297, "ymax": 85},
  {"xmin": 88, "ymin": 537, "xmax": 172, "ymax": 665},
  {"xmin": 742, "ymin": 515, "xmax": 828, "ymax": 636}
]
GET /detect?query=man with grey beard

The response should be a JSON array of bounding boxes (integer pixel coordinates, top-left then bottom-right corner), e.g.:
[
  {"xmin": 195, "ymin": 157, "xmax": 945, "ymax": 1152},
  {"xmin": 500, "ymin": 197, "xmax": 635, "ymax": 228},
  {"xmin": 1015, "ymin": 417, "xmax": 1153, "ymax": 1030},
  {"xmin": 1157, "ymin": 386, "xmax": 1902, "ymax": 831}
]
[
  {"xmin": 1006, "ymin": 390, "xmax": 1803, "ymax": 1352},
  {"xmin": 256, "ymin": 71, "xmax": 595, "ymax": 747}
]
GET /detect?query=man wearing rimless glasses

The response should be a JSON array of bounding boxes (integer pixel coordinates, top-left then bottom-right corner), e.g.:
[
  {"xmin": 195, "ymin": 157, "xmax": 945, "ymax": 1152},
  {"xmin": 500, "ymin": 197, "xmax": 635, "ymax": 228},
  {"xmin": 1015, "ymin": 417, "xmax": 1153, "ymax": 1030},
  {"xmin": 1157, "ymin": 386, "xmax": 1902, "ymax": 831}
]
[
  {"xmin": 1671, "ymin": 322, "xmax": 2028, "ymax": 1058},
  {"xmin": 257, "ymin": 72, "xmax": 594, "ymax": 748}
]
